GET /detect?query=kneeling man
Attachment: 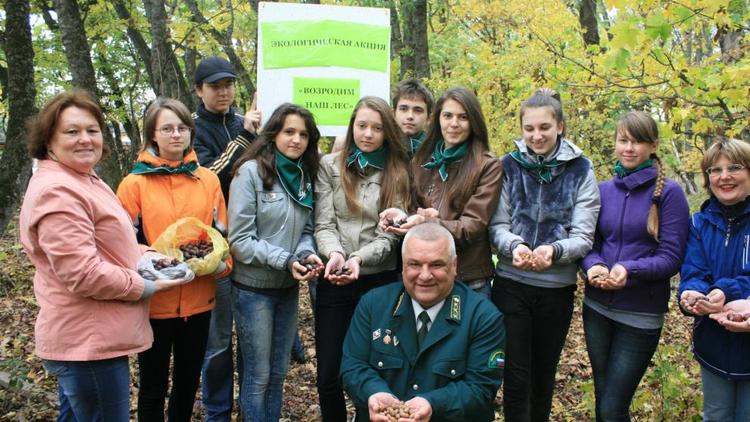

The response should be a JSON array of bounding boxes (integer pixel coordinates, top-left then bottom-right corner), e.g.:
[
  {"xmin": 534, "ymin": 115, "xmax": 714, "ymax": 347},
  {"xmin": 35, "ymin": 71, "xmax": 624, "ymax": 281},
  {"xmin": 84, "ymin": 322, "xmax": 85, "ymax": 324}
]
[{"xmin": 341, "ymin": 223, "xmax": 505, "ymax": 422}]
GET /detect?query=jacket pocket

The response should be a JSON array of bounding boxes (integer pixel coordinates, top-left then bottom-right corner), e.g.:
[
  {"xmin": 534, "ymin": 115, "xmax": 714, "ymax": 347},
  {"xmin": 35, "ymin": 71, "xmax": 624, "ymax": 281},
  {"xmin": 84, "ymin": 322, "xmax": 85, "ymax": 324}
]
[
  {"xmin": 370, "ymin": 351, "xmax": 404, "ymax": 371},
  {"xmin": 257, "ymin": 191, "xmax": 289, "ymax": 239},
  {"xmin": 432, "ymin": 358, "xmax": 466, "ymax": 380}
]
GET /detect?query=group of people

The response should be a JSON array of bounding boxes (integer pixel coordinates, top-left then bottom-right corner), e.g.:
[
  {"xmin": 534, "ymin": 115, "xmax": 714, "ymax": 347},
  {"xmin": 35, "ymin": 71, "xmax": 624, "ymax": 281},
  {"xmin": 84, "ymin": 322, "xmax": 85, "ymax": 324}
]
[{"xmin": 17, "ymin": 53, "xmax": 750, "ymax": 422}]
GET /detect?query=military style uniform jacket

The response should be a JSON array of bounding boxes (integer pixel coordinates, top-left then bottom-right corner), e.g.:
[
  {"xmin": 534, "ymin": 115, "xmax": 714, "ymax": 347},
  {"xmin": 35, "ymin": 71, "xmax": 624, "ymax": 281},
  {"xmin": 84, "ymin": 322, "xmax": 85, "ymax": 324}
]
[{"xmin": 341, "ymin": 281, "xmax": 505, "ymax": 421}]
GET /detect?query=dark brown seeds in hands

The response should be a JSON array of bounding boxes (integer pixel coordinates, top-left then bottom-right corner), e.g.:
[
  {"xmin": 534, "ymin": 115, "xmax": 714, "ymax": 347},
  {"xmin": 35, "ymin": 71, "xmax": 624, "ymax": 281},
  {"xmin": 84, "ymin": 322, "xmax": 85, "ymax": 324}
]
[
  {"xmin": 153, "ymin": 258, "xmax": 180, "ymax": 270},
  {"xmin": 380, "ymin": 402, "xmax": 415, "ymax": 421},
  {"xmin": 686, "ymin": 295, "xmax": 710, "ymax": 306},
  {"xmin": 332, "ymin": 266, "xmax": 352, "ymax": 276},
  {"xmin": 179, "ymin": 240, "xmax": 214, "ymax": 260},
  {"xmin": 387, "ymin": 216, "xmax": 408, "ymax": 229},
  {"xmin": 727, "ymin": 311, "xmax": 749, "ymax": 322}
]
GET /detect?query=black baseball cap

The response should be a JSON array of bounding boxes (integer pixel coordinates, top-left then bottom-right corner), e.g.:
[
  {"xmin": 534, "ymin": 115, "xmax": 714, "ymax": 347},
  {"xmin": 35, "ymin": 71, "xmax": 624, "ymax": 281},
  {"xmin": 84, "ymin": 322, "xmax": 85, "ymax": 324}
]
[{"xmin": 194, "ymin": 56, "xmax": 237, "ymax": 84}]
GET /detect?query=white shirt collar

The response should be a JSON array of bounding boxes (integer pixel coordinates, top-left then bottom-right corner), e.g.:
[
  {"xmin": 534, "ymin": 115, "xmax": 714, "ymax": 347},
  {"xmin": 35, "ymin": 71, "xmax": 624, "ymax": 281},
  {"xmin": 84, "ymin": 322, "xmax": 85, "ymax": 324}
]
[{"xmin": 411, "ymin": 298, "xmax": 445, "ymax": 332}]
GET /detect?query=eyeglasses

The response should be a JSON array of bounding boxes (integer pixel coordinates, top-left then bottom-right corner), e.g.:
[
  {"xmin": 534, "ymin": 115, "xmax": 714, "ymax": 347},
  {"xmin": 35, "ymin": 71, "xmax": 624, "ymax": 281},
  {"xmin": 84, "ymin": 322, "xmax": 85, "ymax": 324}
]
[
  {"xmin": 705, "ymin": 164, "xmax": 746, "ymax": 177},
  {"xmin": 158, "ymin": 125, "xmax": 192, "ymax": 136}
]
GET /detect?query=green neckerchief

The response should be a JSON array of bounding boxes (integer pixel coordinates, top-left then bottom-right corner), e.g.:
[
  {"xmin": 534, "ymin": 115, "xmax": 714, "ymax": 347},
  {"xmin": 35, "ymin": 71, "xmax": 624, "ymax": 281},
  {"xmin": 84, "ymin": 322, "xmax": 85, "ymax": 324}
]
[
  {"xmin": 509, "ymin": 149, "xmax": 563, "ymax": 184},
  {"xmin": 130, "ymin": 160, "xmax": 198, "ymax": 176},
  {"xmin": 408, "ymin": 131, "xmax": 427, "ymax": 157},
  {"xmin": 614, "ymin": 159, "xmax": 653, "ymax": 178},
  {"xmin": 275, "ymin": 150, "xmax": 313, "ymax": 209},
  {"xmin": 346, "ymin": 144, "xmax": 386, "ymax": 171},
  {"xmin": 422, "ymin": 138, "xmax": 469, "ymax": 181}
]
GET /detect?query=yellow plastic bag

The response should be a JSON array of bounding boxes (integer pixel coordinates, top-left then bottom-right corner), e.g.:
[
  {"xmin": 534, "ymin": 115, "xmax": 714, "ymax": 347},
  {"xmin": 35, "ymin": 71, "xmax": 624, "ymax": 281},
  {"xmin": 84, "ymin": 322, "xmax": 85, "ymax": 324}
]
[{"xmin": 151, "ymin": 217, "xmax": 229, "ymax": 277}]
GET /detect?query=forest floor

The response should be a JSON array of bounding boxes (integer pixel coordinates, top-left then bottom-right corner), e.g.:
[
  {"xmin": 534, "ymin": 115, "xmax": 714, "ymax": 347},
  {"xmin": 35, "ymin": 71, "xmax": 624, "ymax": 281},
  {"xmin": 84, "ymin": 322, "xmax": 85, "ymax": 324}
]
[{"xmin": 0, "ymin": 218, "xmax": 703, "ymax": 421}]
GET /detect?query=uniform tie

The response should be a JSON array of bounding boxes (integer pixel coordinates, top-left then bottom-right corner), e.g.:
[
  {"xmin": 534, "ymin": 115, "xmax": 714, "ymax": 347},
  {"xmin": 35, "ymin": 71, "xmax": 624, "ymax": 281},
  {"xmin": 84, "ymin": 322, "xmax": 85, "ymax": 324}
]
[{"xmin": 417, "ymin": 311, "xmax": 431, "ymax": 349}]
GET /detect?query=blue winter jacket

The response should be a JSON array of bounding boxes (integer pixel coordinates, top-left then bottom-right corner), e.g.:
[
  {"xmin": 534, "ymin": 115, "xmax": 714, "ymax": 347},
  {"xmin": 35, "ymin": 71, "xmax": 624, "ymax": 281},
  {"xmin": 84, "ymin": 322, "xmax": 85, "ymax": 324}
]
[{"xmin": 678, "ymin": 196, "xmax": 750, "ymax": 380}]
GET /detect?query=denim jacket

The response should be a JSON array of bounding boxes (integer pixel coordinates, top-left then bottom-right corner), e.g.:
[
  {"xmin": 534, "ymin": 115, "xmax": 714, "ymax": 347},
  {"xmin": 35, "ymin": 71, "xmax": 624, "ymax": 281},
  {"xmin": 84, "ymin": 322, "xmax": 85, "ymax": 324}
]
[{"xmin": 228, "ymin": 160, "xmax": 316, "ymax": 289}]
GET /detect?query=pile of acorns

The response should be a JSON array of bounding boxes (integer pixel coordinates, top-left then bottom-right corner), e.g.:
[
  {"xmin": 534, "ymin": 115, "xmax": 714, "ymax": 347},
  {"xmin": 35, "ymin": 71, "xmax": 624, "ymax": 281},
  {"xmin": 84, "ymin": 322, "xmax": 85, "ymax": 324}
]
[
  {"xmin": 386, "ymin": 216, "xmax": 408, "ymax": 229},
  {"xmin": 179, "ymin": 240, "xmax": 214, "ymax": 260},
  {"xmin": 518, "ymin": 252, "xmax": 538, "ymax": 268},
  {"xmin": 379, "ymin": 402, "xmax": 415, "ymax": 421},
  {"xmin": 726, "ymin": 311, "xmax": 750, "ymax": 322},
  {"xmin": 330, "ymin": 266, "xmax": 352, "ymax": 277},
  {"xmin": 684, "ymin": 295, "xmax": 709, "ymax": 306},
  {"xmin": 299, "ymin": 261, "xmax": 325, "ymax": 276},
  {"xmin": 152, "ymin": 257, "xmax": 180, "ymax": 270},
  {"xmin": 590, "ymin": 273, "xmax": 616, "ymax": 285}
]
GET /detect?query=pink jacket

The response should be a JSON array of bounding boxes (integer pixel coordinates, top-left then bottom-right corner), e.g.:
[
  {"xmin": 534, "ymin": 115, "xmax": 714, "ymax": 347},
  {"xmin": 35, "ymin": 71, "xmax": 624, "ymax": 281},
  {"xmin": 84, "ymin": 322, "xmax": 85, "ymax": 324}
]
[{"xmin": 19, "ymin": 160, "xmax": 153, "ymax": 361}]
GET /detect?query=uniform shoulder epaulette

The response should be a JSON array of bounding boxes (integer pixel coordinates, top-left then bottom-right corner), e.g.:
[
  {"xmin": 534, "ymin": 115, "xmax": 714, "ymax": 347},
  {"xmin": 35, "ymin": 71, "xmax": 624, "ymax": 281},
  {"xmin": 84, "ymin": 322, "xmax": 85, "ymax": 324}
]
[{"xmin": 449, "ymin": 295, "xmax": 461, "ymax": 322}]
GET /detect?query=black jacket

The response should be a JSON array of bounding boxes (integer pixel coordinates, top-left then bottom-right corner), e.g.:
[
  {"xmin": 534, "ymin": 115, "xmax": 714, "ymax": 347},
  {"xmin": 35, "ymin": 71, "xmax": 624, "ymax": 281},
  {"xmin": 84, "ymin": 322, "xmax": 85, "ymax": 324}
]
[{"xmin": 193, "ymin": 103, "xmax": 255, "ymax": 199}]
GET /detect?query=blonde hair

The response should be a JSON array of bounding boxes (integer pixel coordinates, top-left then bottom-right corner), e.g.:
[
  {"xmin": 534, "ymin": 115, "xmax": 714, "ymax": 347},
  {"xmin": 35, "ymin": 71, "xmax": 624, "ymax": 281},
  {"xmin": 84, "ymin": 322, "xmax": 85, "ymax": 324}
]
[{"xmin": 616, "ymin": 111, "xmax": 663, "ymax": 241}]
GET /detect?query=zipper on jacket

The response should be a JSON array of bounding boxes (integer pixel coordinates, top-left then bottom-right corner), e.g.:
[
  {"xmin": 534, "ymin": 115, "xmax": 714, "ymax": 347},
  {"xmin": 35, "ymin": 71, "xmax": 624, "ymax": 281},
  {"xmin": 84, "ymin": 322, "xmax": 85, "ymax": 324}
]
[
  {"xmin": 222, "ymin": 114, "xmax": 231, "ymax": 143},
  {"xmin": 531, "ymin": 179, "xmax": 543, "ymax": 247},
  {"xmin": 724, "ymin": 217, "xmax": 736, "ymax": 247},
  {"xmin": 614, "ymin": 191, "xmax": 630, "ymax": 262}
]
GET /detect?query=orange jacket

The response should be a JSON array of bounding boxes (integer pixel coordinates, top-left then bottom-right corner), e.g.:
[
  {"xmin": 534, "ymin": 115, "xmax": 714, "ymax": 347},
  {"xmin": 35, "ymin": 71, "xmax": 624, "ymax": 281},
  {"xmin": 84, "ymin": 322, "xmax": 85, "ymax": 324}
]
[{"xmin": 117, "ymin": 149, "xmax": 231, "ymax": 319}]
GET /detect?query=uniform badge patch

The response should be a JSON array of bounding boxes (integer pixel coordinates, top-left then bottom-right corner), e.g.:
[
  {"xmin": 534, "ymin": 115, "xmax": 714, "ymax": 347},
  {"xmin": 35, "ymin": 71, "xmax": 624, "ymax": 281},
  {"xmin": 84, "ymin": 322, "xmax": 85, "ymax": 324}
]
[
  {"xmin": 372, "ymin": 329, "xmax": 381, "ymax": 341},
  {"xmin": 488, "ymin": 349, "xmax": 505, "ymax": 368}
]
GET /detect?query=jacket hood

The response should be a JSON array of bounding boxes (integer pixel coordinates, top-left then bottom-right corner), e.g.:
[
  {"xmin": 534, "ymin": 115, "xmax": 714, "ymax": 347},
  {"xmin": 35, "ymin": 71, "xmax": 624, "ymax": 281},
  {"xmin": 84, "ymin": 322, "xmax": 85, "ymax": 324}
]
[{"xmin": 512, "ymin": 137, "xmax": 582, "ymax": 163}]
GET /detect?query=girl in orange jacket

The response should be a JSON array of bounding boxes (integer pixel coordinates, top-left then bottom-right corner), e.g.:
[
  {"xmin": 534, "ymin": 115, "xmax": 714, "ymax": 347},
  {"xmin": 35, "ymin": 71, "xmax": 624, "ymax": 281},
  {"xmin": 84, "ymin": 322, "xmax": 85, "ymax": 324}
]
[{"xmin": 117, "ymin": 98, "xmax": 231, "ymax": 421}]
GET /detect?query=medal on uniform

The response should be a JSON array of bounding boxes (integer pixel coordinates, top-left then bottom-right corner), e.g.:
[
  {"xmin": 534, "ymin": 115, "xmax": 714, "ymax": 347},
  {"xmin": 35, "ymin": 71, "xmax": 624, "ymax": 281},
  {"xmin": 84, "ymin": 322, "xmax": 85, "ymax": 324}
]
[
  {"xmin": 383, "ymin": 329, "xmax": 392, "ymax": 345},
  {"xmin": 372, "ymin": 329, "xmax": 381, "ymax": 341},
  {"xmin": 393, "ymin": 336, "xmax": 399, "ymax": 346}
]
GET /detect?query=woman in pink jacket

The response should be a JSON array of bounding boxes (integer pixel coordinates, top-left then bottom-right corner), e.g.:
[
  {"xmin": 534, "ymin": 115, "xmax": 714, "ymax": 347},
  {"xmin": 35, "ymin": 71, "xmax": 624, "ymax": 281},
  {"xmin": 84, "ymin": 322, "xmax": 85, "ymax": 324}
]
[{"xmin": 19, "ymin": 90, "xmax": 185, "ymax": 421}]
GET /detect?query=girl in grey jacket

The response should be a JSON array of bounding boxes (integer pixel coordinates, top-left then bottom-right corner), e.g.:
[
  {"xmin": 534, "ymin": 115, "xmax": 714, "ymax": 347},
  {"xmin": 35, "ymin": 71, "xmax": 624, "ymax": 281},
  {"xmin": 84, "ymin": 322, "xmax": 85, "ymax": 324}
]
[
  {"xmin": 313, "ymin": 96, "xmax": 412, "ymax": 422},
  {"xmin": 227, "ymin": 104, "xmax": 323, "ymax": 422},
  {"xmin": 489, "ymin": 89, "xmax": 600, "ymax": 422}
]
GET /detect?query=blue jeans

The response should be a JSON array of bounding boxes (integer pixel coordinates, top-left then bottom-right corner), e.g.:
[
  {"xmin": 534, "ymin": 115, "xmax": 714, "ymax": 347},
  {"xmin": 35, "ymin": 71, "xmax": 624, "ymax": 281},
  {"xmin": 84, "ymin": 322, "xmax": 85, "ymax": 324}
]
[
  {"xmin": 233, "ymin": 283, "xmax": 299, "ymax": 422},
  {"xmin": 202, "ymin": 277, "xmax": 236, "ymax": 421},
  {"xmin": 701, "ymin": 366, "xmax": 750, "ymax": 422},
  {"xmin": 583, "ymin": 305, "xmax": 661, "ymax": 422},
  {"xmin": 43, "ymin": 357, "xmax": 130, "ymax": 422}
]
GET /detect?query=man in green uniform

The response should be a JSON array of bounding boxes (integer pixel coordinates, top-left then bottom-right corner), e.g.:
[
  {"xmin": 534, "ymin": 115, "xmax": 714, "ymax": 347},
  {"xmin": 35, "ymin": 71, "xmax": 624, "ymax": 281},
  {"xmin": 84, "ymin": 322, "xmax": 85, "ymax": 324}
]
[{"xmin": 341, "ymin": 223, "xmax": 506, "ymax": 422}]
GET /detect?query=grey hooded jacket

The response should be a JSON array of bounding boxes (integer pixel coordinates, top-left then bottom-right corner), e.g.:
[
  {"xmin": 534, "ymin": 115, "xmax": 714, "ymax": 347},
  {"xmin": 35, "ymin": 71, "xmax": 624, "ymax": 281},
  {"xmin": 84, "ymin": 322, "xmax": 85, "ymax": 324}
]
[{"xmin": 489, "ymin": 138, "xmax": 600, "ymax": 287}]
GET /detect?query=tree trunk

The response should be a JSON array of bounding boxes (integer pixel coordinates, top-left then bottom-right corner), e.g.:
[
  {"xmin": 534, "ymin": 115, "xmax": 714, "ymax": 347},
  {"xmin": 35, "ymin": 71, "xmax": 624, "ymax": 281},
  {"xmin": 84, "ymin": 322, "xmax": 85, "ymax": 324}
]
[
  {"xmin": 143, "ymin": 0, "xmax": 194, "ymax": 109},
  {"xmin": 111, "ymin": 0, "xmax": 155, "ymax": 91},
  {"xmin": 0, "ymin": 0, "xmax": 36, "ymax": 236},
  {"xmin": 399, "ymin": 0, "xmax": 430, "ymax": 79},
  {"xmin": 54, "ymin": 0, "xmax": 125, "ymax": 189},
  {"xmin": 579, "ymin": 0, "xmax": 599, "ymax": 46}
]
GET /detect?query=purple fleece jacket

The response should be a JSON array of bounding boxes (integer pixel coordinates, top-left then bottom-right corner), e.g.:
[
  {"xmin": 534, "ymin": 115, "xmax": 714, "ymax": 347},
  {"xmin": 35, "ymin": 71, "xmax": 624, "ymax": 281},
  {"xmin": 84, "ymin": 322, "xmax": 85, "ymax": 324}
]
[{"xmin": 582, "ymin": 167, "xmax": 690, "ymax": 314}]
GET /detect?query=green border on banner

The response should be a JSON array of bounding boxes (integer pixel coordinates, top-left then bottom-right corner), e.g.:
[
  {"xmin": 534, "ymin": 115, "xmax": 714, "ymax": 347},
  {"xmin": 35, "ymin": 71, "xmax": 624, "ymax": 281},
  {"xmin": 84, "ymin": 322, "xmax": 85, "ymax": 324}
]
[
  {"xmin": 293, "ymin": 78, "xmax": 360, "ymax": 126},
  {"xmin": 262, "ymin": 20, "xmax": 389, "ymax": 72}
]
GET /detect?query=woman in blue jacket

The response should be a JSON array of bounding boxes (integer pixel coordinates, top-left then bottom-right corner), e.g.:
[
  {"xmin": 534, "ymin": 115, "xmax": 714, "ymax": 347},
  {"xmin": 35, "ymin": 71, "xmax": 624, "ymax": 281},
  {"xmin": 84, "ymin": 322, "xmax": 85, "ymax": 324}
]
[
  {"xmin": 489, "ymin": 88, "xmax": 600, "ymax": 422},
  {"xmin": 582, "ymin": 111, "xmax": 690, "ymax": 421},
  {"xmin": 228, "ymin": 103, "xmax": 323, "ymax": 421},
  {"xmin": 679, "ymin": 138, "xmax": 750, "ymax": 421}
]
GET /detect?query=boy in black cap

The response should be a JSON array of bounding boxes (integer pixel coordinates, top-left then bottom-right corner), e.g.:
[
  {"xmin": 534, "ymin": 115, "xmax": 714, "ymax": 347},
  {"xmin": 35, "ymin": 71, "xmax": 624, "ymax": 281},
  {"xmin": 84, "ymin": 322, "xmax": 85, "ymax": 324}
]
[
  {"xmin": 193, "ymin": 55, "xmax": 260, "ymax": 200},
  {"xmin": 194, "ymin": 55, "xmax": 258, "ymax": 421}
]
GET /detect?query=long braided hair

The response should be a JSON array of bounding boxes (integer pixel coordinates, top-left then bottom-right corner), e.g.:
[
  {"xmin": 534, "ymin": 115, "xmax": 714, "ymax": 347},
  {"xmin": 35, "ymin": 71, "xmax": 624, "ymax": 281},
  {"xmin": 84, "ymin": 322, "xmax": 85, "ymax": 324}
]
[{"xmin": 616, "ymin": 111, "xmax": 664, "ymax": 242}]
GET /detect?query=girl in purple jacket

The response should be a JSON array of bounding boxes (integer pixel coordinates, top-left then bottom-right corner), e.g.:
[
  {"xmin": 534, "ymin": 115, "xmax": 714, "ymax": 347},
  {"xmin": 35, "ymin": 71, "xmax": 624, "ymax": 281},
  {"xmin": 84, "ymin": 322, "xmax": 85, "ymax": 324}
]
[{"xmin": 581, "ymin": 111, "xmax": 690, "ymax": 421}]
